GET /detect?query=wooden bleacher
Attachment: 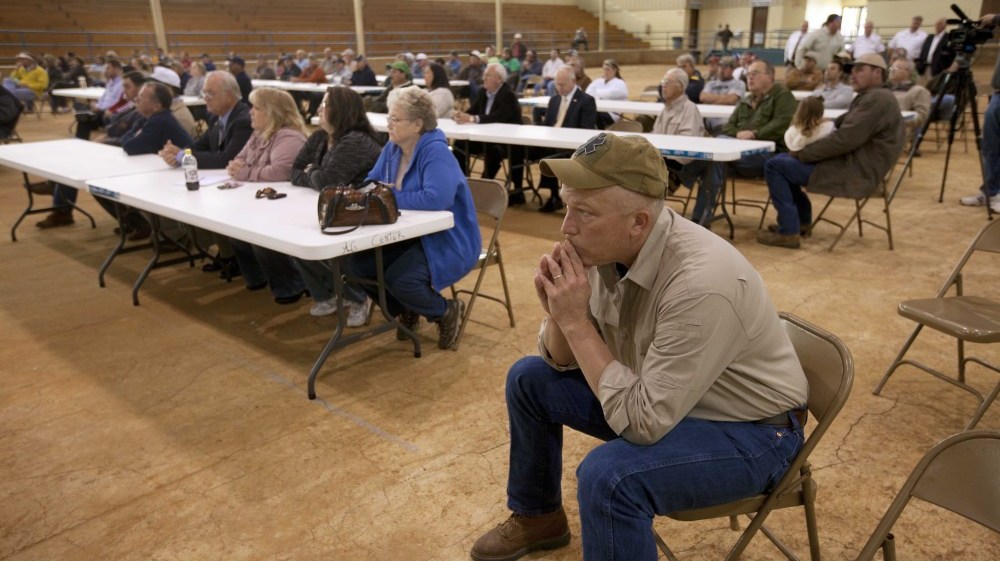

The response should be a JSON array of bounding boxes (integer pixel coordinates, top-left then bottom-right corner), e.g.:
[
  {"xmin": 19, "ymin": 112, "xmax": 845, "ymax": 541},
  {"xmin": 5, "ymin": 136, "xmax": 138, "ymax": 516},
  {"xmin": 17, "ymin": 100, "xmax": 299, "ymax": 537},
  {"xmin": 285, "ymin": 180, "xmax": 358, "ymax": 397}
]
[{"xmin": 1, "ymin": 0, "xmax": 647, "ymax": 64}]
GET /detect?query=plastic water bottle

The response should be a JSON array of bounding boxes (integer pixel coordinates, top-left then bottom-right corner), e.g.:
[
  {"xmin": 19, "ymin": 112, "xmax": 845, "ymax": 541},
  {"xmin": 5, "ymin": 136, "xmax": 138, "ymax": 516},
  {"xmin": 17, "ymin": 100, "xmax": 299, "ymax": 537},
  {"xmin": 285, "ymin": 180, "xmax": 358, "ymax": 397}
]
[{"xmin": 182, "ymin": 148, "xmax": 200, "ymax": 191}]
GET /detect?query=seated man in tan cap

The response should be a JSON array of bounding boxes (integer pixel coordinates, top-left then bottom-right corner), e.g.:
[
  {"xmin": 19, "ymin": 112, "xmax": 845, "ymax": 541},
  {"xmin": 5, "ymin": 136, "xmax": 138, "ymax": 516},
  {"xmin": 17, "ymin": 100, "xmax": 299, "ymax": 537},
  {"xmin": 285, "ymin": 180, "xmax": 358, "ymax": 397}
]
[
  {"xmin": 470, "ymin": 131, "xmax": 809, "ymax": 561},
  {"xmin": 760, "ymin": 53, "xmax": 905, "ymax": 248},
  {"xmin": 785, "ymin": 51, "xmax": 824, "ymax": 90}
]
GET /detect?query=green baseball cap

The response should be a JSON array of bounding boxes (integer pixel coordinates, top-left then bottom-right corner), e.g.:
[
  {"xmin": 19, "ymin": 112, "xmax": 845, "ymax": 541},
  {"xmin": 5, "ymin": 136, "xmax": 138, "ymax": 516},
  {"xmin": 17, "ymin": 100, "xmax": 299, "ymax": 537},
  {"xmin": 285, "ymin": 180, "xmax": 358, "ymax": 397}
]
[
  {"xmin": 539, "ymin": 132, "xmax": 667, "ymax": 198},
  {"xmin": 386, "ymin": 61, "xmax": 412, "ymax": 78}
]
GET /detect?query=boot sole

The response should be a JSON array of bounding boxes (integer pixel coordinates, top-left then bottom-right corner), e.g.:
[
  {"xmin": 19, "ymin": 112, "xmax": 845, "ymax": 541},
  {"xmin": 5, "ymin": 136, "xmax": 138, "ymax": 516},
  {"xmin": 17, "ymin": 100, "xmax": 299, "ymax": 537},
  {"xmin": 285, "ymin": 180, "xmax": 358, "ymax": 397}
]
[{"xmin": 470, "ymin": 531, "xmax": 571, "ymax": 561}]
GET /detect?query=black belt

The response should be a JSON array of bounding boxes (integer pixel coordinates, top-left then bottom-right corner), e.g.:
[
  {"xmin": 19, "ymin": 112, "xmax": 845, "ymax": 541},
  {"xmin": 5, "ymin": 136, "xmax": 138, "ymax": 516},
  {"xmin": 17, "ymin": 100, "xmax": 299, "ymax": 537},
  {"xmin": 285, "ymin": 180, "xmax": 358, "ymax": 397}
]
[{"xmin": 754, "ymin": 409, "xmax": 807, "ymax": 428}]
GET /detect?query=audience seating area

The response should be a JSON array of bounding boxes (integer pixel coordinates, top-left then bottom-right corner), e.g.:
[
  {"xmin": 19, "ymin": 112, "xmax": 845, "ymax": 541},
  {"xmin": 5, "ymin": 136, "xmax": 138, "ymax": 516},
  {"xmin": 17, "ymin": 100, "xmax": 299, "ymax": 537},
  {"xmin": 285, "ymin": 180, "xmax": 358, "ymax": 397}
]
[{"xmin": 1, "ymin": 0, "xmax": 647, "ymax": 65}]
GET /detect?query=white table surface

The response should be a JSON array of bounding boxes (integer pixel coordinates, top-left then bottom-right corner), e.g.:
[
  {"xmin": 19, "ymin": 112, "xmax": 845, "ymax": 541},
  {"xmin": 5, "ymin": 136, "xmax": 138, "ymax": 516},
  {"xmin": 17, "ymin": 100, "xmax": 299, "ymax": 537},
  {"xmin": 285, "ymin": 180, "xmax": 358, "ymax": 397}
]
[
  {"xmin": 520, "ymin": 96, "xmax": 916, "ymax": 121},
  {"xmin": 86, "ymin": 170, "xmax": 454, "ymax": 261},
  {"xmin": 466, "ymin": 124, "xmax": 773, "ymax": 161},
  {"xmin": 252, "ymin": 79, "xmax": 384, "ymax": 95},
  {"xmin": 791, "ymin": 90, "xmax": 858, "ymax": 101},
  {"xmin": 52, "ymin": 87, "xmax": 205, "ymax": 106},
  {"xmin": 0, "ymin": 139, "xmax": 170, "ymax": 189}
]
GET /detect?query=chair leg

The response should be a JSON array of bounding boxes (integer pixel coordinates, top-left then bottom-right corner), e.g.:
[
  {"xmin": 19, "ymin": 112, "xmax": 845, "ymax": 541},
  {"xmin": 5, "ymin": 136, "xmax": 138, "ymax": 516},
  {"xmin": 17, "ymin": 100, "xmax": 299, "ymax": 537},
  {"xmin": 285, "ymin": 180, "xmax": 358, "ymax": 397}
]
[
  {"xmin": 874, "ymin": 324, "xmax": 925, "ymax": 395},
  {"xmin": 965, "ymin": 379, "xmax": 1000, "ymax": 430},
  {"xmin": 495, "ymin": 246, "xmax": 515, "ymax": 327},
  {"xmin": 653, "ymin": 529, "xmax": 682, "ymax": 561},
  {"xmin": 802, "ymin": 476, "xmax": 821, "ymax": 561}
]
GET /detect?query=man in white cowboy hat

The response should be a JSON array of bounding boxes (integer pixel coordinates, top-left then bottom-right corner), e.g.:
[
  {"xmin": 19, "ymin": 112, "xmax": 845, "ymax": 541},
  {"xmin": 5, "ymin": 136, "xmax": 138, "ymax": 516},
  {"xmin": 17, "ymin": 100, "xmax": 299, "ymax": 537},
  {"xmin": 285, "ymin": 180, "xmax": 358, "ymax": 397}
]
[
  {"xmin": 150, "ymin": 65, "xmax": 197, "ymax": 137},
  {"xmin": 3, "ymin": 52, "xmax": 49, "ymax": 109}
]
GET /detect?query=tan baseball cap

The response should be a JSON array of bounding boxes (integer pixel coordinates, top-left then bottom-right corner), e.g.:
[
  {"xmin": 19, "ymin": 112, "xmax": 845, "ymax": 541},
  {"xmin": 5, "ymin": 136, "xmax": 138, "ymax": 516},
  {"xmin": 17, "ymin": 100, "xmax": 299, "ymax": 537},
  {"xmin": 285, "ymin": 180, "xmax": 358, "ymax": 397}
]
[
  {"xmin": 853, "ymin": 53, "xmax": 886, "ymax": 70},
  {"xmin": 539, "ymin": 132, "xmax": 667, "ymax": 198}
]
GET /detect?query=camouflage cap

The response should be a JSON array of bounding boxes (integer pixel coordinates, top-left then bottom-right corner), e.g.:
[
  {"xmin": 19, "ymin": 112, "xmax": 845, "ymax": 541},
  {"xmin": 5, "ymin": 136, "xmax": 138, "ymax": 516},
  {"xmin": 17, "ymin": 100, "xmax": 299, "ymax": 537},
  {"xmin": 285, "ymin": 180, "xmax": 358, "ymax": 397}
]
[{"xmin": 539, "ymin": 132, "xmax": 667, "ymax": 198}]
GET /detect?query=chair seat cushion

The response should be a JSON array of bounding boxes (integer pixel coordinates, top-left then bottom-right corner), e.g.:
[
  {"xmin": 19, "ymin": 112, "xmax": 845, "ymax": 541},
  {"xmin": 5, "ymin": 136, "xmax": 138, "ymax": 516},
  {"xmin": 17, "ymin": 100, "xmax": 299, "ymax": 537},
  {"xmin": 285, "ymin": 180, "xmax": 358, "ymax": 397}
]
[{"xmin": 898, "ymin": 296, "xmax": 1000, "ymax": 343}]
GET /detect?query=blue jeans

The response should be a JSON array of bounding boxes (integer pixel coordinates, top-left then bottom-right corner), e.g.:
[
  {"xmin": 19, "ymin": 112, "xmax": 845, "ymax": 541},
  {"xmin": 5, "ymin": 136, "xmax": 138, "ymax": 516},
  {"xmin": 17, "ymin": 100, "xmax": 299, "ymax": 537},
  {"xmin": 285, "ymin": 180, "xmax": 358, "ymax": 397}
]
[
  {"xmin": 765, "ymin": 154, "xmax": 817, "ymax": 234},
  {"xmin": 983, "ymin": 92, "xmax": 999, "ymax": 197},
  {"xmin": 3, "ymin": 78, "xmax": 37, "ymax": 105},
  {"xmin": 506, "ymin": 356, "xmax": 803, "ymax": 561},
  {"xmin": 52, "ymin": 183, "xmax": 77, "ymax": 211},
  {"xmin": 229, "ymin": 239, "xmax": 307, "ymax": 299},
  {"xmin": 669, "ymin": 159, "xmax": 724, "ymax": 224},
  {"xmin": 344, "ymin": 238, "xmax": 447, "ymax": 320},
  {"xmin": 292, "ymin": 257, "xmax": 366, "ymax": 304}
]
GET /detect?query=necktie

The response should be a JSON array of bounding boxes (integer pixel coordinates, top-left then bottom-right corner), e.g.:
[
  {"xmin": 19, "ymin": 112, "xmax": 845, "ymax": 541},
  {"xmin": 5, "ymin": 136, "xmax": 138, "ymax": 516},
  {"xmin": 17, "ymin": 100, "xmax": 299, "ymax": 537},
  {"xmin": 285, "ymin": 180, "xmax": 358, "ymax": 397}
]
[
  {"xmin": 217, "ymin": 122, "xmax": 225, "ymax": 148},
  {"xmin": 555, "ymin": 96, "xmax": 570, "ymax": 128}
]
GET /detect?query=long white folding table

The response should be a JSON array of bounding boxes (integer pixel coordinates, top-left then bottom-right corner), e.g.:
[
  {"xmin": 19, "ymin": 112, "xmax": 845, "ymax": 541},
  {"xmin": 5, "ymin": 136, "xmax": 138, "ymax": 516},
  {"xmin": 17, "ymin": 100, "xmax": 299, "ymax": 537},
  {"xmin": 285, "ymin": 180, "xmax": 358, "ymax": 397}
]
[
  {"xmin": 519, "ymin": 96, "xmax": 916, "ymax": 121},
  {"xmin": 251, "ymin": 79, "xmax": 385, "ymax": 95},
  {"xmin": 87, "ymin": 170, "xmax": 453, "ymax": 399},
  {"xmin": 52, "ymin": 87, "xmax": 205, "ymax": 106},
  {"xmin": 0, "ymin": 139, "xmax": 169, "ymax": 241}
]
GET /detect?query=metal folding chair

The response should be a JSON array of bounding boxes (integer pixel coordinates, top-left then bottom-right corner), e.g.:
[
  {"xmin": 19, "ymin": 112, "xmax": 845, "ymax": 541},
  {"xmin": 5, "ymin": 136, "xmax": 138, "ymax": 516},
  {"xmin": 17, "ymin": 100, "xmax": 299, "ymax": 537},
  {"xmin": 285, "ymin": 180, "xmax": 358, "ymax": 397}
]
[
  {"xmin": 855, "ymin": 430, "xmax": 1000, "ymax": 561},
  {"xmin": 449, "ymin": 178, "xmax": 515, "ymax": 350},
  {"xmin": 874, "ymin": 219, "xmax": 1000, "ymax": 430},
  {"xmin": 654, "ymin": 312, "xmax": 854, "ymax": 561}
]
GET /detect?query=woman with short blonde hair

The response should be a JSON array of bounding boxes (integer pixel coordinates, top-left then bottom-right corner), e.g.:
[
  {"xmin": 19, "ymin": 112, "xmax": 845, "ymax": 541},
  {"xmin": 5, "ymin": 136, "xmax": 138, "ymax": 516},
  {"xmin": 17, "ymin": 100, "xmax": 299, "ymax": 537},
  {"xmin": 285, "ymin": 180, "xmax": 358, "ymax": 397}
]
[{"xmin": 226, "ymin": 87, "xmax": 311, "ymax": 304}]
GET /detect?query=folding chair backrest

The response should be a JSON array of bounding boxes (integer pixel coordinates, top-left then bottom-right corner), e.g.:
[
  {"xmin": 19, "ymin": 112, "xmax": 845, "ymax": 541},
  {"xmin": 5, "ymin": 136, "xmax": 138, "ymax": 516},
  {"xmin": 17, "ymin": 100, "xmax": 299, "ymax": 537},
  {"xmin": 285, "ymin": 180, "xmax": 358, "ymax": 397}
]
[
  {"xmin": 780, "ymin": 312, "xmax": 854, "ymax": 428},
  {"xmin": 608, "ymin": 119, "xmax": 643, "ymax": 133},
  {"xmin": 935, "ymin": 219, "xmax": 1000, "ymax": 297},
  {"xmin": 972, "ymin": 217, "xmax": 1000, "ymax": 255},
  {"xmin": 909, "ymin": 431, "xmax": 1000, "ymax": 532},
  {"xmin": 467, "ymin": 177, "xmax": 507, "ymax": 223},
  {"xmin": 855, "ymin": 431, "xmax": 1000, "ymax": 560}
]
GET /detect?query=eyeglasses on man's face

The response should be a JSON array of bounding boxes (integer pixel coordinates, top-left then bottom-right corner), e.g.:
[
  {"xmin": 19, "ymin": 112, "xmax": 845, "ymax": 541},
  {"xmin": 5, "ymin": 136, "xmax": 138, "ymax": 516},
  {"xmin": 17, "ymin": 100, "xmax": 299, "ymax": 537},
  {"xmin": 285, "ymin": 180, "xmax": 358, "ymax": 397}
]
[{"xmin": 386, "ymin": 115, "xmax": 413, "ymax": 125}]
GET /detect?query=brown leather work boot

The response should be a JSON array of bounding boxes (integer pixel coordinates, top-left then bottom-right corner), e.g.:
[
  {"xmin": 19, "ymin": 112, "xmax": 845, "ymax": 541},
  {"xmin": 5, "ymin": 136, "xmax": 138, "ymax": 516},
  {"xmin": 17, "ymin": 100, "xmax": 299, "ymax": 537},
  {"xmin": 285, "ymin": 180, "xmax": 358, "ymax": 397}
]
[
  {"xmin": 471, "ymin": 508, "xmax": 570, "ymax": 561},
  {"xmin": 36, "ymin": 211, "xmax": 74, "ymax": 229}
]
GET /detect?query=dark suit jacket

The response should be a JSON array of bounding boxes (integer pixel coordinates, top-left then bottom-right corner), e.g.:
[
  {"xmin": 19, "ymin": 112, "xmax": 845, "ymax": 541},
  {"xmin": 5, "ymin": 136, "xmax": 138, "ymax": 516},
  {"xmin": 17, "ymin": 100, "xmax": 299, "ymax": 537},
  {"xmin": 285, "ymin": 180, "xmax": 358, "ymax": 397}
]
[
  {"xmin": 0, "ymin": 85, "xmax": 22, "ymax": 139},
  {"xmin": 122, "ymin": 110, "xmax": 194, "ymax": 156},
  {"xmin": 188, "ymin": 101, "xmax": 253, "ymax": 169},
  {"xmin": 916, "ymin": 33, "xmax": 955, "ymax": 77},
  {"xmin": 543, "ymin": 88, "xmax": 597, "ymax": 130},
  {"xmin": 235, "ymin": 71, "xmax": 253, "ymax": 105},
  {"xmin": 469, "ymin": 82, "xmax": 521, "ymax": 124}
]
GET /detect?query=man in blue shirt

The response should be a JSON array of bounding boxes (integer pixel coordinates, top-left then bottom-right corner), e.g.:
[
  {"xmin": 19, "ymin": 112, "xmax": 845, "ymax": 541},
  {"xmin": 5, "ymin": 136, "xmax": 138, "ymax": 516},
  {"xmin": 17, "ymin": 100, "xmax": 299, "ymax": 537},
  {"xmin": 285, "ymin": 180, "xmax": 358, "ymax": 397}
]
[{"xmin": 121, "ymin": 82, "xmax": 193, "ymax": 155}]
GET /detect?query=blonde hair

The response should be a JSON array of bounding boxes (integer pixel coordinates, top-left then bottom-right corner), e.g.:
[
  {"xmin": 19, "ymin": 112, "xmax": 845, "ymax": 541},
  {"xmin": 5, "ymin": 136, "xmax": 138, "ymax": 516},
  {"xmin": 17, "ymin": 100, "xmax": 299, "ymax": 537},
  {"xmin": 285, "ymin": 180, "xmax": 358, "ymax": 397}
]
[
  {"xmin": 247, "ymin": 87, "xmax": 308, "ymax": 140},
  {"xmin": 792, "ymin": 96, "xmax": 825, "ymax": 138}
]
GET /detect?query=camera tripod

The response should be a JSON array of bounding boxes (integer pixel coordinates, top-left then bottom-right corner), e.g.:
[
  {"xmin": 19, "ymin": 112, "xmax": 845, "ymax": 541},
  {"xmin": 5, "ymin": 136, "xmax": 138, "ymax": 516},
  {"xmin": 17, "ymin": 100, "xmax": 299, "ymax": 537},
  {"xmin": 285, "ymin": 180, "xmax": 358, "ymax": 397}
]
[{"xmin": 895, "ymin": 52, "xmax": 988, "ymax": 217}]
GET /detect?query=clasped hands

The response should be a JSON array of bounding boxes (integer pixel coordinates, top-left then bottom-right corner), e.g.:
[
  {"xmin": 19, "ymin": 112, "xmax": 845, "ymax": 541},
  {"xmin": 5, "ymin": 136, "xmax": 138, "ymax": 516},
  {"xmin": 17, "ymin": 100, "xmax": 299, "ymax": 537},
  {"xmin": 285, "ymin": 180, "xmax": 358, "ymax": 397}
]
[
  {"xmin": 535, "ymin": 240, "xmax": 592, "ymax": 330},
  {"xmin": 157, "ymin": 140, "xmax": 181, "ymax": 166}
]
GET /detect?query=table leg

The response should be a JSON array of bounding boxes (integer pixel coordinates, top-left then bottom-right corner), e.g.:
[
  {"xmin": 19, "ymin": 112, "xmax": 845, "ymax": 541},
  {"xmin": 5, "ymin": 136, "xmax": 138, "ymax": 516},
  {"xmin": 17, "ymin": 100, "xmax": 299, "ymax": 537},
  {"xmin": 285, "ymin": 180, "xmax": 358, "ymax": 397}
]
[
  {"xmin": 98, "ymin": 201, "xmax": 129, "ymax": 288},
  {"xmin": 307, "ymin": 248, "xmax": 422, "ymax": 400}
]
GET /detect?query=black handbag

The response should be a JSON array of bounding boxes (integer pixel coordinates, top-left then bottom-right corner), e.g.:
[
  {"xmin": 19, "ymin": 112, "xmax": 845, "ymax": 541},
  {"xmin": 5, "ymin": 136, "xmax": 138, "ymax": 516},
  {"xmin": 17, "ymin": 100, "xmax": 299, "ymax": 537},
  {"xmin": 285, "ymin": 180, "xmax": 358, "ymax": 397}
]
[{"xmin": 317, "ymin": 180, "xmax": 400, "ymax": 235}]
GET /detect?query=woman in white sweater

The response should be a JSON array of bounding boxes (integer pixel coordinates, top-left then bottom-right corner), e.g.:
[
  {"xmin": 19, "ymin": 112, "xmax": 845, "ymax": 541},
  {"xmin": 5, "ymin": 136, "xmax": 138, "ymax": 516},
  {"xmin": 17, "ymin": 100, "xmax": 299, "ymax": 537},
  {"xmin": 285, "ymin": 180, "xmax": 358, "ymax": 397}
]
[
  {"xmin": 585, "ymin": 58, "xmax": 628, "ymax": 127},
  {"xmin": 423, "ymin": 63, "xmax": 455, "ymax": 118}
]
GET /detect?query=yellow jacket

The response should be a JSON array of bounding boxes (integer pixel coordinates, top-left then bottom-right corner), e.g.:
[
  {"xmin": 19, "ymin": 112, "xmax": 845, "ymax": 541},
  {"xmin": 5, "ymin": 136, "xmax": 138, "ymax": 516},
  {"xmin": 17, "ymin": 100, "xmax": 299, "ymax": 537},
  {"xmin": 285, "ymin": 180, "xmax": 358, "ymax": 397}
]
[{"xmin": 12, "ymin": 65, "xmax": 49, "ymax": 96}]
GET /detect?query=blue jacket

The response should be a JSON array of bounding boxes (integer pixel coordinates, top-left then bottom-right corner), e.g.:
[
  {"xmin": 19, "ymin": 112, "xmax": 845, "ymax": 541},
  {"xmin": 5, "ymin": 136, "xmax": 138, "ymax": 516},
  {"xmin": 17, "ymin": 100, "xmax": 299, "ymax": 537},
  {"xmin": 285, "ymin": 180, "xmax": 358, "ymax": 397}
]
[
  {"xmin": 367, "ymin": 128, "xmax": 481, "ymax": 291},
  {"xmin": 122, "ymin": 109, "xmax": 193, "ymax": 156}
]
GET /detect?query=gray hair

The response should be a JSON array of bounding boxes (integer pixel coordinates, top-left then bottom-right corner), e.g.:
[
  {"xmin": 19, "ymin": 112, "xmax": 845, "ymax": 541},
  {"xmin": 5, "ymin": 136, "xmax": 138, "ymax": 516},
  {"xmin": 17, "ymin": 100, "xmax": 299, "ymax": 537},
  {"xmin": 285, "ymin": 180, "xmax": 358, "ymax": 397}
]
[
  {"xmin": 206, "ymin": 70, "xmax": 241, "ymax": 100},
  {"xmin": 485, "ymin": 62, "xmax": 507, "ymax": 82},
  {"xmin": 676, "ymin": 54, "xmax": 696, "ymax": 67},
  {"xmin": 390, "ymin": 86, "xmax": 437, "ymax": 132},
  {"xmin": 554, "ymin": 65, "xmax": 576, "ymax": 82},
  {"xmin": 665, "ymin": 67, "xmax": 688, "ymax": 91}
]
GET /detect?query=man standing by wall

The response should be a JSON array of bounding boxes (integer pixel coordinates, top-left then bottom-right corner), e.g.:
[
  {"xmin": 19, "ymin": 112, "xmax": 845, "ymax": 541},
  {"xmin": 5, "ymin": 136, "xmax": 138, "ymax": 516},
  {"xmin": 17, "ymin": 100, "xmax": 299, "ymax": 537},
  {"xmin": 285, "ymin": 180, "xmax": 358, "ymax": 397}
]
[{"xmin": 889, "ymin": 16, "xmax": 928, "ymax": 62}]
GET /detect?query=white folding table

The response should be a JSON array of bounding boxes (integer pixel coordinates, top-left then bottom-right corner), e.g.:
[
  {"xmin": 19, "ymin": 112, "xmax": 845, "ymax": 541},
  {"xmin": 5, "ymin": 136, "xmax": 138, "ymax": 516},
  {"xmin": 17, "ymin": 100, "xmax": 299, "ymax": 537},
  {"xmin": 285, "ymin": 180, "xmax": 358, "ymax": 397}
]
[
  {"xmin": 51, "ymin": 87, "xmax": 205, "ymax": 106},
  {"xmin": 87, "ymin": 170, "xmax": 453, "ymax": 399},
  {"xmin": 0, "ymin": 139, "xmax": 168, "ymax": 240}
]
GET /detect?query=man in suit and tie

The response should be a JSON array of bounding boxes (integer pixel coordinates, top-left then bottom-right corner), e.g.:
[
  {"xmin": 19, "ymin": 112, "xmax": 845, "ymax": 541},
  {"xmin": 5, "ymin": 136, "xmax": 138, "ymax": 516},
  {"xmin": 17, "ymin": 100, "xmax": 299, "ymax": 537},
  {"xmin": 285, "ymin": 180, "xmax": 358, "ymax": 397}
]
[
  {"xmin": 519, "ymin": 66, "xmax": 598, "ymax": 211},
  {"xmin": 916, "ymin": 18, "xmax": 955, "ymax": 81},
  {"xmin": 158, "ymin": 71, "xmax": 252, "ymax": 169},
  {"xmin": 454, "ymin": 63, "xmax": 523, "ymax": 190},
  {"xmin": 157, "ymin": 71, "xmax": 253, "ymax": 275}
]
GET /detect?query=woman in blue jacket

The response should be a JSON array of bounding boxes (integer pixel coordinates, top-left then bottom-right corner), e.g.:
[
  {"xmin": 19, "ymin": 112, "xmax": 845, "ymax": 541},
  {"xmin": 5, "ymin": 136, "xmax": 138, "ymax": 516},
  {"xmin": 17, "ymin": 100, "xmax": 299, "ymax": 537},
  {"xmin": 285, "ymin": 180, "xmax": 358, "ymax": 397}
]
[{"xmin": 346, "ymin": 86, "xmax": 481, "ymax": 350}]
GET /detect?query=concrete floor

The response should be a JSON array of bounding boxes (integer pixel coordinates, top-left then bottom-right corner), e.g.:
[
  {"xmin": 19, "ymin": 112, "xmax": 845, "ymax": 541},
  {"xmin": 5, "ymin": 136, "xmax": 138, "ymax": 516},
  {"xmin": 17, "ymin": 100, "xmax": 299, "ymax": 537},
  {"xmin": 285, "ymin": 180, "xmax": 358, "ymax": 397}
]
[{"xmin": 2, "ymin": 65, "xmax": 998, "ymax": 560}]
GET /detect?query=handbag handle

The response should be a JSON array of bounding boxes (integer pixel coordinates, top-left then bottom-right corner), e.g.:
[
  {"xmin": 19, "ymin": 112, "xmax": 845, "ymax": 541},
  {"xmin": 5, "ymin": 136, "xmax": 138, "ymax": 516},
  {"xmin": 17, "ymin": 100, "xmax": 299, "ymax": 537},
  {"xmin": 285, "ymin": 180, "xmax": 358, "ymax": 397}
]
[{"xmin": 321, "ymin": 191, "xmax": 372, "ymax": 235}]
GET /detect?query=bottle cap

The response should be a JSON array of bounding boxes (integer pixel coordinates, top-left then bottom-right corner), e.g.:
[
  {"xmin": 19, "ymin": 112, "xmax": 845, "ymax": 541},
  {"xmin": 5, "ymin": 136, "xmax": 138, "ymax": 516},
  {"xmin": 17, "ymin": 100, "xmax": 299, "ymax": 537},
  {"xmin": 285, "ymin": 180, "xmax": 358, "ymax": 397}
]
[{"xmin": 184, "ymin": 148, "xmax": 192, "ymax": 154}]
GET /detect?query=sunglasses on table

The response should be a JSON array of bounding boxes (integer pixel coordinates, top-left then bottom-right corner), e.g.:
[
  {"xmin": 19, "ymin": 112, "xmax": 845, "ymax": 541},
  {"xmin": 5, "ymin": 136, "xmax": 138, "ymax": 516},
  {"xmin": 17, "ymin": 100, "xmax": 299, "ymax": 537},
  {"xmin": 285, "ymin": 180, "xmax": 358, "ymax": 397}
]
[{"xmin": 255, "ymin": 187, "xmax": 287, "ymax": 200}]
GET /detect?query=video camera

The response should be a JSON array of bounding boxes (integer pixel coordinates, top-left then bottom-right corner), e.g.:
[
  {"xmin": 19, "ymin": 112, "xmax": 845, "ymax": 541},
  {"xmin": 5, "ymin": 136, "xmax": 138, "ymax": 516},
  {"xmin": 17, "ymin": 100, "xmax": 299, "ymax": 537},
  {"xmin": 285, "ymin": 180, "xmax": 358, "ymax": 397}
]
[{"xmin": 945, "ymin": 3, "xmax": 994, "ymax": 54}]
